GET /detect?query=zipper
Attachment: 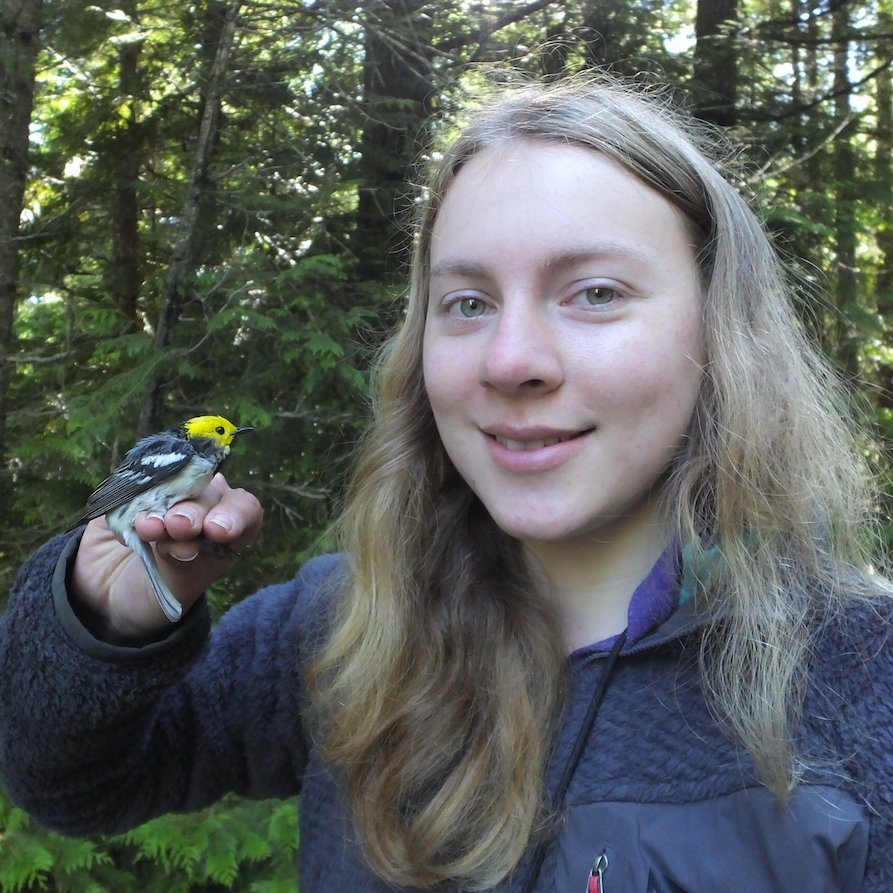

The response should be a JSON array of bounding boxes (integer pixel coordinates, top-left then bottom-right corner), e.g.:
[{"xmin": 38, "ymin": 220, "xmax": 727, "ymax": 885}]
[
  {"xmin": 518, "ymin": 632, "xmax": 626, "ymax": 893},
  {"xmin": 586, "ymin": 852, "xmax": 608, "ymax": 893}
]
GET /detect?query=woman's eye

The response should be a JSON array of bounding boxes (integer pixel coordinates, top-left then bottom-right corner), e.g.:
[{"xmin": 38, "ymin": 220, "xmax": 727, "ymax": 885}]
[
  {"xmin": 451, "ymin": 296, "xmax": 487, "ymax": 318},
  {"xmin": 580, "ymin": 285, "xmax": 618, "ymax": 306}
]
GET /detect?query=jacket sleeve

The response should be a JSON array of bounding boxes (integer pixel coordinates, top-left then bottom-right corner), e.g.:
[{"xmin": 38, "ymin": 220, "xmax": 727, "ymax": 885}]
[
  {"xmin": 0, "ymin": 530, "xmax": 342, "ymax": 836},
  {"xmin": 817, "ymin": 599, "xmax": 893, "ymax": 893}
]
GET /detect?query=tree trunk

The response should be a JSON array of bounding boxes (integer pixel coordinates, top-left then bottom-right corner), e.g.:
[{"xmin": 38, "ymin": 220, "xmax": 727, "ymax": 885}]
[
  {"xmin": 875, "ymin": 12, "xmax": 893, "ymax": 322},
  {"xmin": 0, "ymin": 0, "xmax": 42, "ymax": 509},
  {"xmin": 139, "ymin": 0, "xmax": 242, "ymax": 435},
  {"xmin": 354, "ymin": 0, "xmax": 434, "ymax": 284},
  {"xmin": 789, "ymin": 0, "xmax": 804, "ymax": 153},
  {"xmin": 876, "ymin": 53, "xmax": 893, "ymax": 413},
  {"xmin": 692, "ymin": 0, "xmax": 738, "ymax": 126},
  {"xmin": 107, "ymin": 0, "xmax": 143, "ymax": 332},
  {"xmin": 830, "ymin": 0, "xmax": 860, "ymax": 379}
]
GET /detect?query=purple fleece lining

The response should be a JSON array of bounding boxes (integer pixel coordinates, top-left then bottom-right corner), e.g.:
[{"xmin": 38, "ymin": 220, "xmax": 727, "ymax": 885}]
[{"xmin": 572, "ymin": 548, "xmax": 680, "ymax": 657}]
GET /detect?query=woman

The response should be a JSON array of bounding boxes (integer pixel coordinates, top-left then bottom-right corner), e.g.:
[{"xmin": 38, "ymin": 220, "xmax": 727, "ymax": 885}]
[{"xmin": 1, "ymin": 76, "xmax": 890, "ymax": 891}]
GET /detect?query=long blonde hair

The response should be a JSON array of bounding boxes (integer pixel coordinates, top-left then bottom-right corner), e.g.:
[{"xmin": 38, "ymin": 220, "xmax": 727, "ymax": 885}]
[{"xmin": 308, "ymin": 75, "xmax": 883, "ymax": 890}]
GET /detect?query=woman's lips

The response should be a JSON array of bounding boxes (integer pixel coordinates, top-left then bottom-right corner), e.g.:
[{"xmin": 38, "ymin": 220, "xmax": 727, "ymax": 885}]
[{"xmin": 483, "ymin": 426, "xmax": 593, "ymax": 470}]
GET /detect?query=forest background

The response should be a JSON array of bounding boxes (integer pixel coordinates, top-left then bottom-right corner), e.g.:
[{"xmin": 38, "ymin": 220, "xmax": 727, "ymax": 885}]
[{"xmin": 1, "ymin": 0, "xmax": 892, "ymax": 889}]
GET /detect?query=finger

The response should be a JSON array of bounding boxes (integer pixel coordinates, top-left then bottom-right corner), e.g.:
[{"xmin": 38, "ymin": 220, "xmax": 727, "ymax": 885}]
[
  {"xmin": 164, "ymin": 476, "xmax": 230, "ymax": 540},
  {"xmin": 131, "ymin": 474, "xmax": 232, "ymax": 543},
  {"xmin": 154, "ymin": 482, "xmax": 261, "ymax": 570},
  {"xmin": 165, "ymin": 540, "xmax": 203, "ymax": 563},
  {"xmin": 202, "ymin": 486, "xmax": 263, "ymax": 545},
  {"xmin": 151, "ymin": 544, "xmax": 219, "ymax": 601},
  {"xmin": 131, "ymin": 475, "xmax": 261, "ymax": 577},
  {"xmin": 132, "ymin": 511, "xmax": 172, "ymax": 543},
  {"xmin": 162, "ymin": 503, "xmax": 210, "ymax": 541}
]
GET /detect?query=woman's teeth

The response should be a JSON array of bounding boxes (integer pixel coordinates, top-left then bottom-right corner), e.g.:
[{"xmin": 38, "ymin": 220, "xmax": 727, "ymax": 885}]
[{"xmin": 497, "ymin": 435, "xmax": 568, "ymax": 451}]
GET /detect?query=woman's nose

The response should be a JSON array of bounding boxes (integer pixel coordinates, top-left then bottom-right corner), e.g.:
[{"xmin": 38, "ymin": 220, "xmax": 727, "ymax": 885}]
[{"xmin": 479, "ymin": 304, "xmax": 563, "ymax": 393}]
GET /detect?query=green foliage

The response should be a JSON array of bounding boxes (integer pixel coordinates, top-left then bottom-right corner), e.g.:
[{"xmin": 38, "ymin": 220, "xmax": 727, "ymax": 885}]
[
  {"xmin": 0, "ymin": 788, "xmax": 298, "ymax": 893},
  {"xmin": 5, "ymin": 1, "xmax": 888, "ymax": 599}
]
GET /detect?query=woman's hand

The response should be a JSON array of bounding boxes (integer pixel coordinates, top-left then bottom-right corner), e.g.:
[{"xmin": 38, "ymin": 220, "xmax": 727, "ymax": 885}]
[{"xmin": 71, "ymin": 474, "xmax": 263, "ymax": 640}]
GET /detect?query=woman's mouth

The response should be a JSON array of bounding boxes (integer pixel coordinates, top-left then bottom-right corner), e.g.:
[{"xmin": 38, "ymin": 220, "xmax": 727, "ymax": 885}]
[
  {"xmin": 482, "ymin": 426, "xmax": 592, "ymax": 472},
  {"xmin": 495, "ymin": 433, "xmax": 578, "ymax": 451}
]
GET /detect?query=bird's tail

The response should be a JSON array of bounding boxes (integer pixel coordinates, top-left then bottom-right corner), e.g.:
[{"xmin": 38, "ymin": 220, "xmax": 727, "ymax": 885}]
[{"xmin": 130, "ymin": 535, "xmax": 184, "ymax": 623}]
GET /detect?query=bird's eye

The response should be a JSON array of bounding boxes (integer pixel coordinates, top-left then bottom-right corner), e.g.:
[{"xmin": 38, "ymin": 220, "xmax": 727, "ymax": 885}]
[{"xmin": 215, "ymin": 426, "xmax": 225, "ymax": 435}]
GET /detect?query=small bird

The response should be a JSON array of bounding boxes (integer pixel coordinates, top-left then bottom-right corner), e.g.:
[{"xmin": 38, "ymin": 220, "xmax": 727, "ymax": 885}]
[{"xmin": 78, "ymin": 415, "xmax": 253, "ymax": 622}]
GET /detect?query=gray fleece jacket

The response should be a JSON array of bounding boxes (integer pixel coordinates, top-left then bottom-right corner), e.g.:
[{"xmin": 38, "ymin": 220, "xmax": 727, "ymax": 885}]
[{"xmin": 1, "ymin": 531, "xmax": 891, "ymax": 891}]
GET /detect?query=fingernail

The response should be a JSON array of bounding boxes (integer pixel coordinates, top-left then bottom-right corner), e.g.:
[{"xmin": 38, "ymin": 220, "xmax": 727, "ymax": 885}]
[
  {"xmin": 172, "ymin": 551, "xmax": 199, "ymax": 563},
  {"xmin": 171, "ymin": 508, "xmax": 198, "ymax": 527},
  {"xmin": 207, "ymin": 513, "xmax": 233, "ymax": 533}
]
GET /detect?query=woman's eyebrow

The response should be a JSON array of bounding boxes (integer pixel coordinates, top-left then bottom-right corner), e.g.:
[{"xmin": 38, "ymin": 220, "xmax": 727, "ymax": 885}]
[
  {"xmin": 429, "ymin": 244, "xmax": 652, "ymax": 283},
  {"xmin": 429, "ymin": 259, "xmax": 490, "ymax": 281},
  {"xmin": 538, "ymin": 244, "xmax": 651, "ymax": 274}
]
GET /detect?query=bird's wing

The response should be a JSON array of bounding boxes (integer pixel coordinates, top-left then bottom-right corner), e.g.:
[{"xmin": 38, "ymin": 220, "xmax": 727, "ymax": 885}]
[{"xmin": 80, "ymin": 433, "xmax": 195, "ymax": 521}]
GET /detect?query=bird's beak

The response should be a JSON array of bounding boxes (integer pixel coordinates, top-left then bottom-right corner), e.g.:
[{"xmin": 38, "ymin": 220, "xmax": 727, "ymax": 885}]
[{"xmin": 234, "ymin": 426, "xmax": 254, "ymax": 438}]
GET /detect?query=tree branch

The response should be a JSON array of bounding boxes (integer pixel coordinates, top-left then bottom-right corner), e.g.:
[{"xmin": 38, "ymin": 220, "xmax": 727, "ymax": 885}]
[{"xmin": 437, "ymin": 0, "xmax": 560, "ymax": 53}]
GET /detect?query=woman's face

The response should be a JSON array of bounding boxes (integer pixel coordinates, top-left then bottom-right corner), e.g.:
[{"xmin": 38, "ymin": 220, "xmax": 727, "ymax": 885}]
[{"xmin": 422, "ymin": 140, "xmax": 705, "ymax": 550}]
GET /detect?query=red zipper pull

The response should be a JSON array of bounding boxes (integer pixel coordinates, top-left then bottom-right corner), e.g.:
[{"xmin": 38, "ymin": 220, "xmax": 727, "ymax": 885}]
[{"xmin": 586, "ymin": 853, "xmax": 608, "ymax": 893}]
